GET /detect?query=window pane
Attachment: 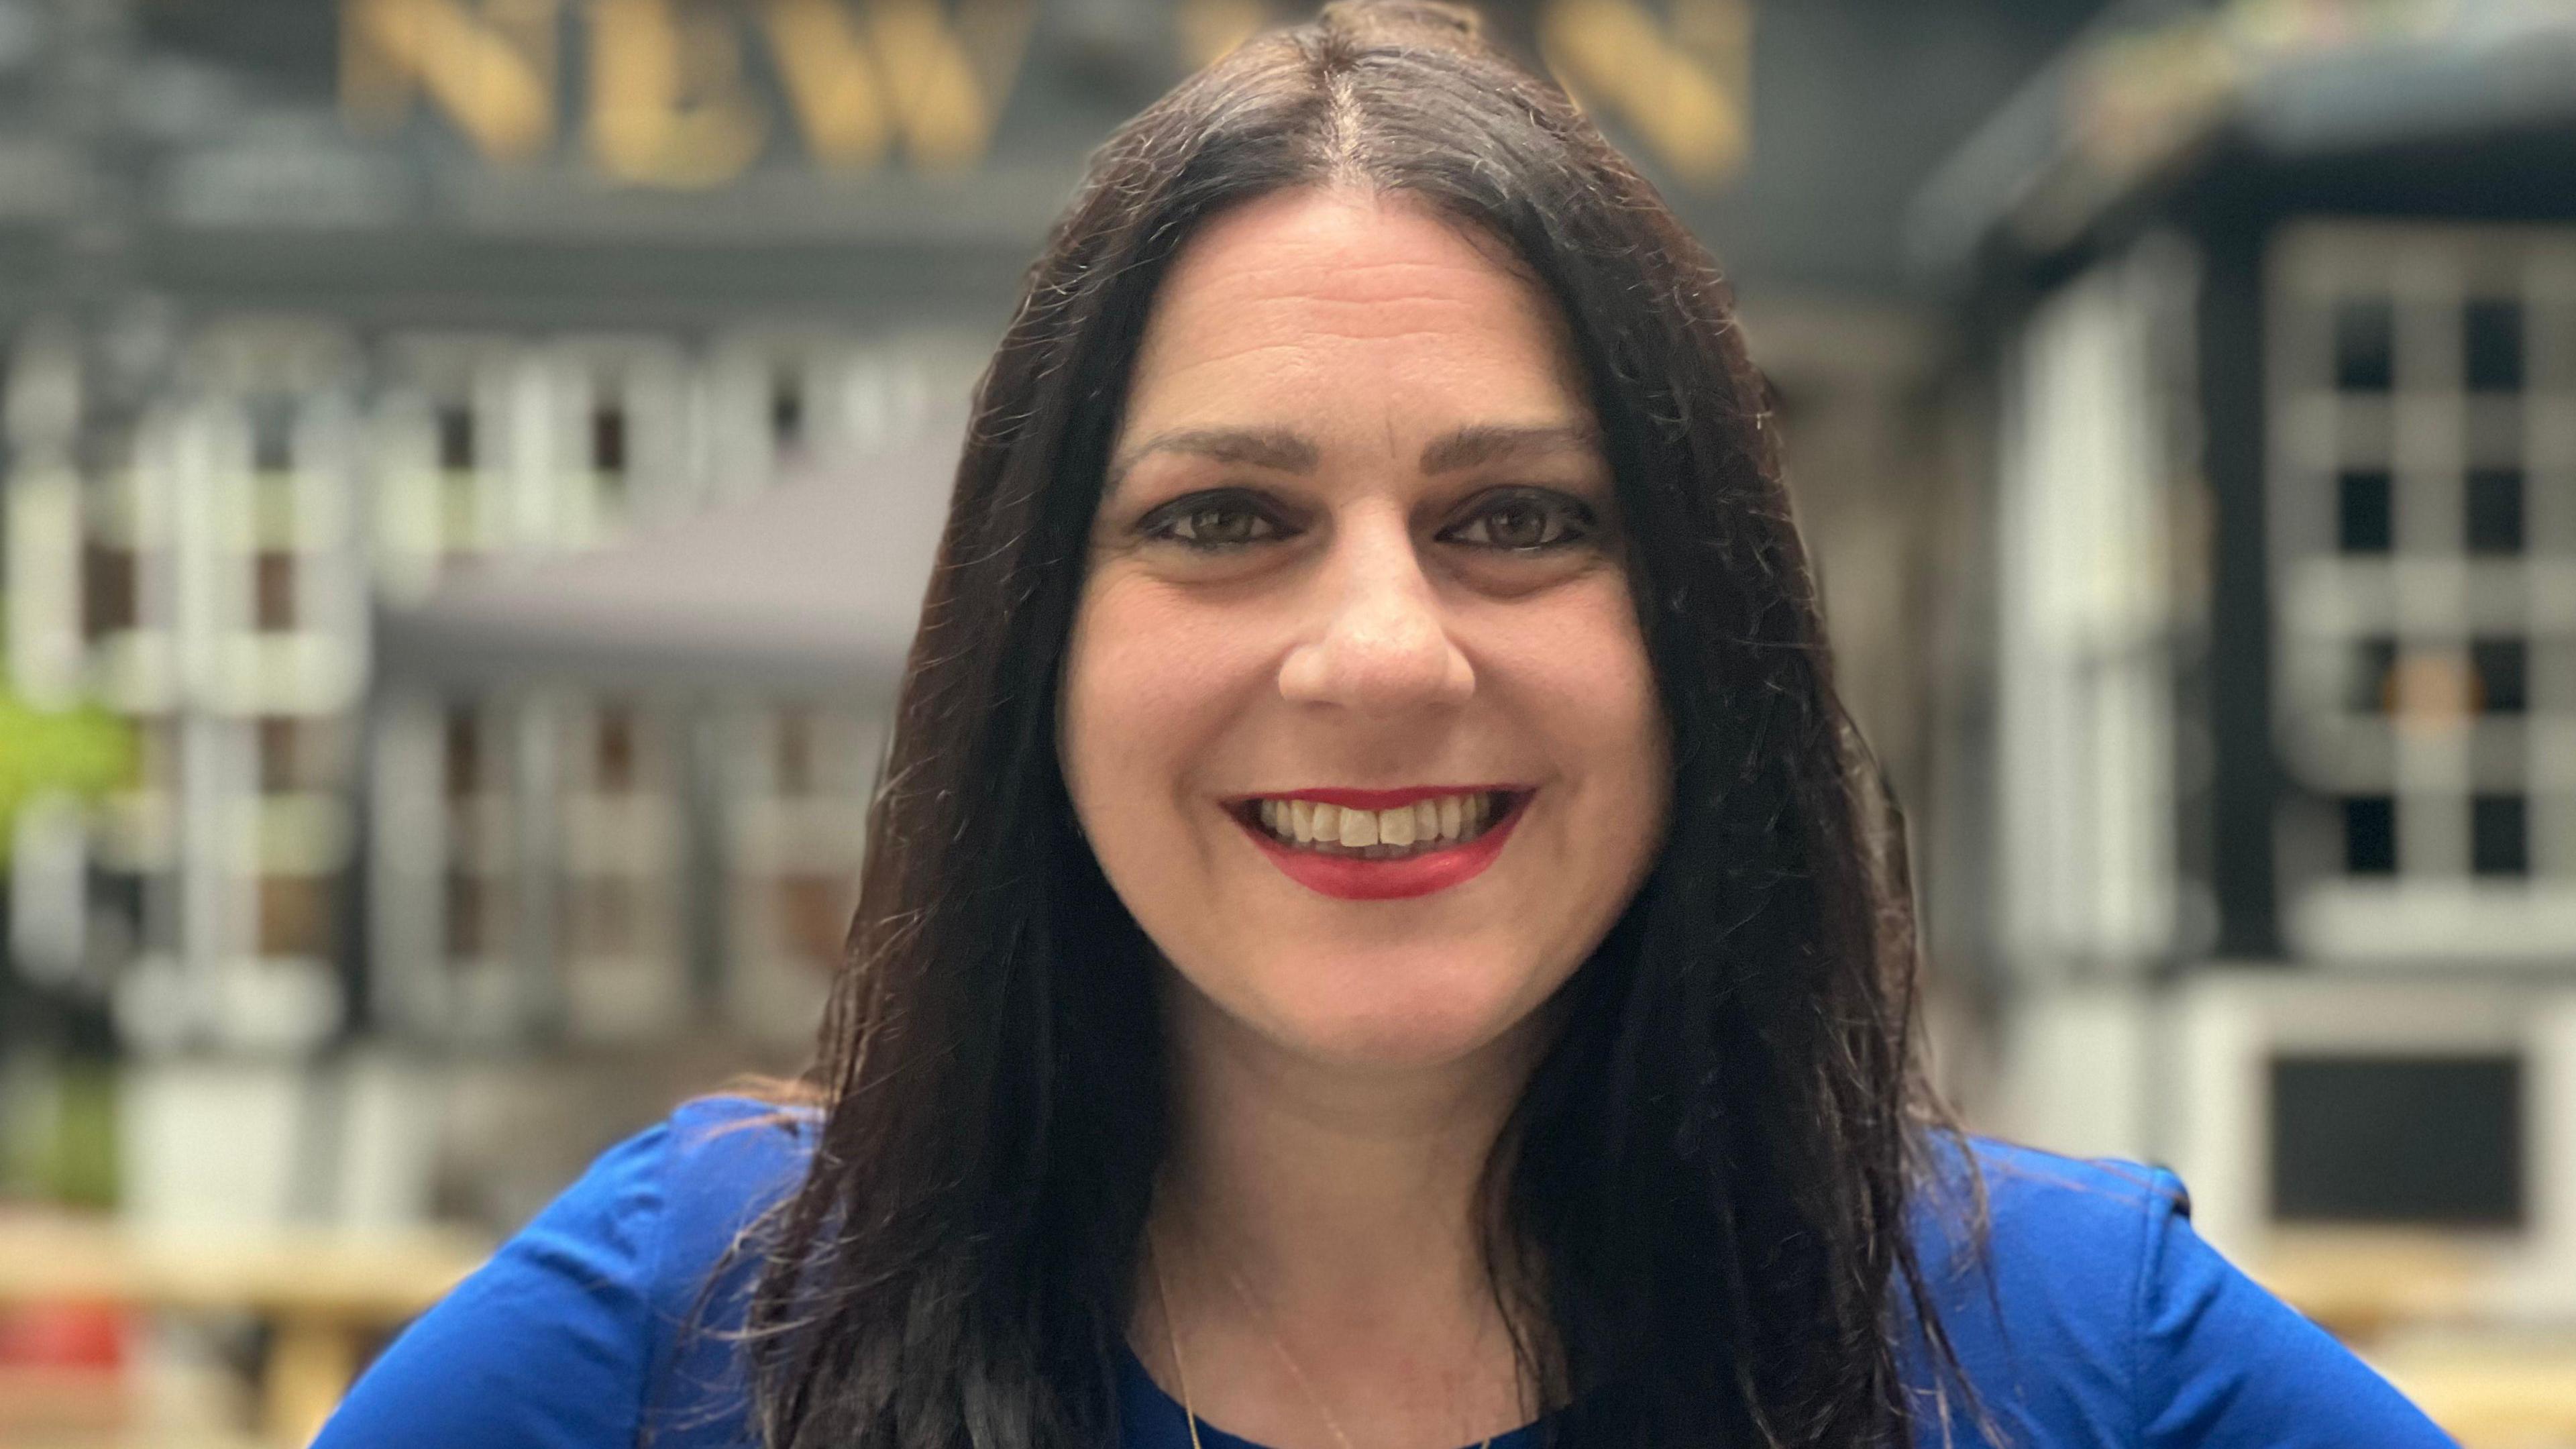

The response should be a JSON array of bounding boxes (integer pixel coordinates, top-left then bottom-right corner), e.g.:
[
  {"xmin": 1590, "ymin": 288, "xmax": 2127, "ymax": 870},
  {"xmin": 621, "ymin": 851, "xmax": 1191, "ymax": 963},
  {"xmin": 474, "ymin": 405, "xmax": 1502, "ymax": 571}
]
[
  {"xmin": 437, "ymin": 405, "xmax": 476, "ymax": 472},
  {"xmin": 255, "ymin": 552, "xmax": 296, "ymax": 631},
  {"xmin": 2338, "ymin": 469, "xmax": 2394, "ymax": 552},
  {"xmin": 258, "ymin": 876, "xmax": 331, "ymax": 957},
  {"xmin": 2463, "ymin": 299, "xmax": 2524, "ymax": 392},
  {"xmin": 2471, "ymin": 638, "xmax": 2527, "ymax": 714},
  {"xmin": 2467, "ymin": 468, "xmax": 2524, "ymax": 553},
  {"xmin": 2334, "ymin": 298, "xmax": 2395, "ymax": 391},
  {"xmin": 592, "ymin": 405, "xmax": 628, "ymax": 475},
  {"xmin": 83, "ymin": 542, "xmax": 138, "ymax": 639},
  {"xmin": 2351, "ymin": 637, "xmax": 2398, "ymax": 713},
  {"xmin": 596, "ymin": 708, "xmax": 638, "ymax": 793},
  {"xmin": 2473, "ymin": 795, "xmax": 2528, "ymax": 877},
  {"xmin": 2271, "ymin": 1054, "xmax": 2523, "ymax": 1227},
  {"xmin": 770, "ymin": 371, "xmax": 806, "ymax": 447},
  {"xmin": 2345, "ymin": 796, "xmax": 2398, "ymax": 875},
  {"xmin": 444, "ymin": 710, "xmax": 484, "ymax": 798}
]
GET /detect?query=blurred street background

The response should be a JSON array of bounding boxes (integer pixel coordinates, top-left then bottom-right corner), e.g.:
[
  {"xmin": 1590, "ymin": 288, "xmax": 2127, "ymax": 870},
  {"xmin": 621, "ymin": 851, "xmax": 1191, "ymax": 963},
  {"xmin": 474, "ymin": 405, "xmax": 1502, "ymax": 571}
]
[{"xmin": 1, "ymin": 0, "xmax": 2574, "ymax": 1442}]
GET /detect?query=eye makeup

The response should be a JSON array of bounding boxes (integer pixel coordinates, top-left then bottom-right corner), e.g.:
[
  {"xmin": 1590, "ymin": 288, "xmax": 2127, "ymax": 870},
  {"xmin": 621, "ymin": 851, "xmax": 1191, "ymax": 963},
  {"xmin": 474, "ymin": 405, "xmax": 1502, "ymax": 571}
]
[{"xmin": 1130, "ymin": 487, "xmax": 1303, "ymax": 552}]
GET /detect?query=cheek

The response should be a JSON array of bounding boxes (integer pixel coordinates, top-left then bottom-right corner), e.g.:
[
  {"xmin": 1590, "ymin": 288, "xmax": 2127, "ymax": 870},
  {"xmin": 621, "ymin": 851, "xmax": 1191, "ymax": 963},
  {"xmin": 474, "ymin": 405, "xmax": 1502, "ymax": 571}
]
[
  {"xmin": 1059, "ymin": 578, "xmax": 1266, "ymax": 835},
  {"xmin": 1538, "ymin": 611, "xmax": 1669, "ymax": 989},
  {"xmin": 1503, "ymin": 581, "xmax": 1667, "ymax": 786},
  {"xmin": 1061, "ymin": 590, "xmax": 1158, "ymax": 821},
  {"xmin": 1504, "ymin": 586, "xmax": 1672, "ymax": 916},
  {"xmin": 1599, "ymin": 651, "xmax": 1673, "ymax": 860}
]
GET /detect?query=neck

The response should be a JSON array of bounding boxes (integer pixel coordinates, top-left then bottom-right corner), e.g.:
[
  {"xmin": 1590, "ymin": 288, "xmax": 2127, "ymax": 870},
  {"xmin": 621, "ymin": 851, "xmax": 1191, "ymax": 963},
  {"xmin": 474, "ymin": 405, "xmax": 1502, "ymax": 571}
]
[{"xmin": 1140, "ymin": 981, "xmax": 1552, "ymax": 1444}]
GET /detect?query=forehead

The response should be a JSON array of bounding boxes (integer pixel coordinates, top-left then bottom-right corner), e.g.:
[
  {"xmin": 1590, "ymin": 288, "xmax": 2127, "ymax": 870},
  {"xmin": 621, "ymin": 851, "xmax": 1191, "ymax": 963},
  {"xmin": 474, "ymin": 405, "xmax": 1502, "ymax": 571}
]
[{"xmin": 1121, "ymin": 187, "xmax": 1589, "ymax": 441}]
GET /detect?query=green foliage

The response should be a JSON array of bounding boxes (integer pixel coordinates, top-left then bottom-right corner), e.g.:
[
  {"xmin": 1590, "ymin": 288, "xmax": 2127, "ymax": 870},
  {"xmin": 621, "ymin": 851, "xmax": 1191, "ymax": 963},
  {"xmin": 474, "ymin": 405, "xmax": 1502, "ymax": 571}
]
[
  {"xmin": 0, "ymin": 623, "xmax": 136, "ymax": 866},
  {"xmin": 0, "ymin": 1058, "xmax": 120, "ymax": 1209}
]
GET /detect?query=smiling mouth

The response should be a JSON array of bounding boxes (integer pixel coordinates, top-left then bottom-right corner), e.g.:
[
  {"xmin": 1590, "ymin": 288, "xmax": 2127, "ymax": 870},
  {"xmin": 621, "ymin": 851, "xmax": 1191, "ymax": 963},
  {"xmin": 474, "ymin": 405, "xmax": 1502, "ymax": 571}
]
[{"xmin": 1230, "ymin": 789, "xmax": 1527, "ymax": 861}]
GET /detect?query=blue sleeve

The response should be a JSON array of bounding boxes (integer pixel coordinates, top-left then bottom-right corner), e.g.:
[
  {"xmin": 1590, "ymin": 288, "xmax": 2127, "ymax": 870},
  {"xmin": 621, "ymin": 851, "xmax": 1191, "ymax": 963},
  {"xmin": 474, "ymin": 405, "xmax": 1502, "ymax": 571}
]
[
  {"xmin": 1912, "ymin": 1142, "xmax": 2464, "ymax": 1448},
  {"xmin": 313, "ymin": 1120, "xmax": 675, "ymax": 1449},
  {"xmin": 2137, "ymin": 1168, "xmax": 2457, "ymax": 1448}
]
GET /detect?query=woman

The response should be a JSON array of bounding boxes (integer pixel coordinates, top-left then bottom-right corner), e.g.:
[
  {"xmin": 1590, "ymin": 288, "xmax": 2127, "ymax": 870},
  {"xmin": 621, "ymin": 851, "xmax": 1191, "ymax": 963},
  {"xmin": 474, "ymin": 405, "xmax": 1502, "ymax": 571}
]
[{"xmin": 317, "ymin": 4, "xmax": 2455, "ymax": 1446}]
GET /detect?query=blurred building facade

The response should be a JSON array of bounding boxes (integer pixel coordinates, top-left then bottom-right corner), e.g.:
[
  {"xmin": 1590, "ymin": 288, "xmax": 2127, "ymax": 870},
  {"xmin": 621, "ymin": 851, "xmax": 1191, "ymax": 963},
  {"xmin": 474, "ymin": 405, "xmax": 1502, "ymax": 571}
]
[
  {"xmin": 0, "ymin": 0, "xmax": 2121, "ymax": 1236},
  {"xmin": 0, "ymin": 0, "xmax": 1030, "ymax": 1230},
  {"xmin": 12, "ymin": 0, "xmax": 2576, "ymax": 1436},
  {"xmin": 1922, "ymin": 0, "xmax": 2576, "ymax": 1322}
]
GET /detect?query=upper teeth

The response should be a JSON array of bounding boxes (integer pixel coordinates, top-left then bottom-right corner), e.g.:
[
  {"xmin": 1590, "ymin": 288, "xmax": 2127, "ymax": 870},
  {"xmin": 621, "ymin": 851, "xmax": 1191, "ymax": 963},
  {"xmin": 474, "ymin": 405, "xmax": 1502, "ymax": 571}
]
[{"xmin": 1254, "ymin": 792, "xmax": 1495, "ymax": 847}]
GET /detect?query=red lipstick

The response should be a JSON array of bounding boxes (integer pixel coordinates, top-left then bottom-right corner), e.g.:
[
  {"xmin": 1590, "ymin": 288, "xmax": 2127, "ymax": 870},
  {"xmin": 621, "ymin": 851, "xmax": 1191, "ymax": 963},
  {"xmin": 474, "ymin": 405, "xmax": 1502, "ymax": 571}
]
[{"xmin": 1230, "ymin": 789, "xmax": 1531, "ymax": 901}]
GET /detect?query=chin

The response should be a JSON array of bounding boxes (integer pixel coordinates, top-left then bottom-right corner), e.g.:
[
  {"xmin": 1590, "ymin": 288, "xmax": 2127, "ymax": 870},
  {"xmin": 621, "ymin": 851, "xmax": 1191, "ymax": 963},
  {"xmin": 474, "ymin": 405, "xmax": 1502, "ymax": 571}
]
[{"xmin": 1254, "ymin": 963, "xmax": 1546, "ymax": 1072}]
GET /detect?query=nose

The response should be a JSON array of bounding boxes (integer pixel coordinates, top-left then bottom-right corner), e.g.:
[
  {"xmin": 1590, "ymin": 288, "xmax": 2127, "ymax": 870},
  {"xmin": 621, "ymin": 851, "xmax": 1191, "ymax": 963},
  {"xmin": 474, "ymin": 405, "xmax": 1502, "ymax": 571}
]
[{"xmin": 1276, "ymin": 507, "xmax": 1475, "ymax": 715}]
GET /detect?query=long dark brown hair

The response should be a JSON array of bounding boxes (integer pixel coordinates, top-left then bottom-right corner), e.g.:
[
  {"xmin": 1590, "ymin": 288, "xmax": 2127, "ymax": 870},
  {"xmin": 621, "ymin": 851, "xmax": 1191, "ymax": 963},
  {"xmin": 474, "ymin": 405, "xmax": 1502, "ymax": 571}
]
[{"xmin": 737, "ymin": 4, "xmax": 1986, "ymax": 1444}]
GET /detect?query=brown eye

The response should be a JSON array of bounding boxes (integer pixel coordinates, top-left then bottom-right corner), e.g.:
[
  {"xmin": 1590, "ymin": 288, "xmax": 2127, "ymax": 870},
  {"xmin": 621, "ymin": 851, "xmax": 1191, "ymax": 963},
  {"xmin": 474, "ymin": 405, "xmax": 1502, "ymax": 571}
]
[
  {"xmin": 1138, "ymin": 490, "xmax": 1288, "ymax": 551},
  {"xmin": 1176, "ymin": 503, "xmax": 1272, "ymax": 545},
  {"xmin": 1446, "ymin": 489, "xmax": 1593, "ymax": 551}
]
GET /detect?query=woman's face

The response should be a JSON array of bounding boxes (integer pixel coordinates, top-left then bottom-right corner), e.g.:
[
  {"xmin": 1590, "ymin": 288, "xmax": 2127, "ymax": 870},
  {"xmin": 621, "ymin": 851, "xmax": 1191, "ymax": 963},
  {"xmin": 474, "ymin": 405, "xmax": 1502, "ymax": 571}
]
[{"xmin": 1061, "ymin": 187, "xmax": 1670, "ymax": 1072}]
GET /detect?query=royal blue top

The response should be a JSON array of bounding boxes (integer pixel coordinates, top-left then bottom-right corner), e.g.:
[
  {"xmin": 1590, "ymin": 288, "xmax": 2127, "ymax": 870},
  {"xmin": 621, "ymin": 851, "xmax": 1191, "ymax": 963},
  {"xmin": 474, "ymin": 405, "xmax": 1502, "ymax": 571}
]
[{"xmin": 314, "ymin": 1095, "xmax": 2456, "ymax": 1448}]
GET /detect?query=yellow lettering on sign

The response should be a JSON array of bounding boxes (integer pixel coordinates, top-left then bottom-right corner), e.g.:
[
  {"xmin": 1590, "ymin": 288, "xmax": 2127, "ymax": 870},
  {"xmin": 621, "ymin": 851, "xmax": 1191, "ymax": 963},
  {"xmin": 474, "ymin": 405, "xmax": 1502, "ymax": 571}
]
[
  {"xmin": 761, "ymin": 0, "xmax": 1034, "ymax": 172},
  {"xmin": 341, "ymin": 0, "xmax": 559, "ymax": 162},
  {"xmin": 760, "ymin": 0, "xmax": 892, "ymax": 166},
  {"xmin": 1540, "ymin": 0, "xmax": 1752, "ymax": 186},
  {"xmin": 588, "ymin": 0, "xmax": 769, "ymax": 186}
]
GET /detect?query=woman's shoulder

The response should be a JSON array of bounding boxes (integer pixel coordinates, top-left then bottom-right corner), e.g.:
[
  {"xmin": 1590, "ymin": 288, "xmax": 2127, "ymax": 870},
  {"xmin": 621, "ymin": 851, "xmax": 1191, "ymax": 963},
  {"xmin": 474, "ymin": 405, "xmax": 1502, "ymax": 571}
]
[
  {"xmin": 1937, "ymin": 1132, "xmax": 2190, "ymax": 1269},
  {"xmin": 647, "ymin": 1092, "xmax": 824, "ymax": 1259},
  {"xmin": 1905, "ymin": 1134, "xmax": 2455, "ymax": 1448},
  {"xmin": 1904, "ymin": 1131, "xmax": 2191, "ymax": 1326},
  {"xmin": 535, "ymin": 1091, "xmax": 819, "ymax": 1311},
  {"xmin": 1903, "ymin": 1135, "xmax": 2189, "ymax": 1377},
  {"xmin": 313, "ymin": 1093, "xmax": 821, "ymax": 1449}
]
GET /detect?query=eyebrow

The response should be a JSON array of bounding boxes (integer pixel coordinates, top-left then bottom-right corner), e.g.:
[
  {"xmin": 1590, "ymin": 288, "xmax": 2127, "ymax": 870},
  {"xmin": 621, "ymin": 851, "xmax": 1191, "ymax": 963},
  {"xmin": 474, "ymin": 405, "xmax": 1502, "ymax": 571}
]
[
  {"xmin": 1106, "ymin": 421, "xmax": 1601, "ymax": 494},
  {"xmin": 1105, "ymin": 427, "xmax": 1318, "ymax": 494},
  {"xmin": 1417, "ymin": 422, "xmax": 1602, "ymax": 475}
]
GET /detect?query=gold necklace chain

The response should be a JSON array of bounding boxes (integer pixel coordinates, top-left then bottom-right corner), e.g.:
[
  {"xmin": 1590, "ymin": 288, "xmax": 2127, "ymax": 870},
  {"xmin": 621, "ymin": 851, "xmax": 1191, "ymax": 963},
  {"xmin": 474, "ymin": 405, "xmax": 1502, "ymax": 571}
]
[
  {"xmin": 1205, "ymin": 1245, "xmax": 1359, "ymax": 1449},
  {"xmin": 1148, "ymin": 1225, "xmax": 1497, "ymax": 1449}
]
